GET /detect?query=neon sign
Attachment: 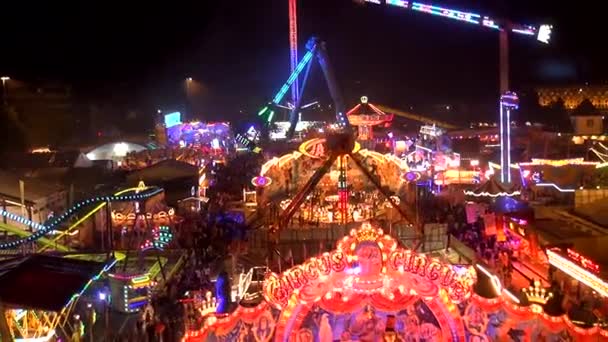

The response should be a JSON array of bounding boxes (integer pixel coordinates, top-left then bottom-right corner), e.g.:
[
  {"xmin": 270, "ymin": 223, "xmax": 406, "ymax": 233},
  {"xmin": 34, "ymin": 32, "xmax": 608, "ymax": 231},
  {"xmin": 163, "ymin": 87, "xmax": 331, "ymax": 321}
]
[
  {"xmin": 298, "ymin": 138, "xmax": 361, "ymax": 159},
  {"xmin": 567, "ymin": 249, "xmax": 600, "ymax": 274},
  {"xmin": 262, "ymin": 223, "xmax": 475, "ymax": 309},
  {"xmin": 547, "ymin": 249, "xmax": 608, "ymax": 297},
  {"xmin": 252, "ymin": 176, "xmax": 272, "ymax": 188}
]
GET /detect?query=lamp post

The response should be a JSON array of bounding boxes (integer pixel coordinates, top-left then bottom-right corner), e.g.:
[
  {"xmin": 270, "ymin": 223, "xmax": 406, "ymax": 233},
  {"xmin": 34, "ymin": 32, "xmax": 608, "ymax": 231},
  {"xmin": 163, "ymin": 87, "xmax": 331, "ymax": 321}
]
[
  {"xmin": 185, "ymin": 77, "xmax": 193, "ymax": 119},
  {"xmin": 1, "ymin": 76, "xmax": 9, "ymax": 107}
]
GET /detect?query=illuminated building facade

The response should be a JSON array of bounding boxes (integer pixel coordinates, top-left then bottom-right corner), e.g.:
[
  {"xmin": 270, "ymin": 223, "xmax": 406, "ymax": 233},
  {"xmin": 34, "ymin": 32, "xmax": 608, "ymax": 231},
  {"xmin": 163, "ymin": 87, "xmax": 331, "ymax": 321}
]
[{"xmin": 536, "ymin": 86, "xmax": 608, "ymax": 112}]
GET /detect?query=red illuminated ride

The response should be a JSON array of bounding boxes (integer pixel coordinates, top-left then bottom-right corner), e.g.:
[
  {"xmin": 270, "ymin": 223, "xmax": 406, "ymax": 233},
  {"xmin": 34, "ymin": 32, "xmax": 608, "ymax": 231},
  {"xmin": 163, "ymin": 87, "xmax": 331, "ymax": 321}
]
[{"xmin": 346, "ymin": 96, "xmax": 394, "ymax": 141}]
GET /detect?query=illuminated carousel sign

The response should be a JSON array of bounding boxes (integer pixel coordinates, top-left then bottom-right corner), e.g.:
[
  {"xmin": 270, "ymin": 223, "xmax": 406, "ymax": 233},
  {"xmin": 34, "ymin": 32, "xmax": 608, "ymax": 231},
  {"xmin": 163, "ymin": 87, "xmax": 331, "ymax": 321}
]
[
  {"xmin": 263, "ymin": 223, "xmax": 476, "ymax": 310},
  {"xmin": 298, "ymin": 138, "xmax": 361, "ymax": 159}
]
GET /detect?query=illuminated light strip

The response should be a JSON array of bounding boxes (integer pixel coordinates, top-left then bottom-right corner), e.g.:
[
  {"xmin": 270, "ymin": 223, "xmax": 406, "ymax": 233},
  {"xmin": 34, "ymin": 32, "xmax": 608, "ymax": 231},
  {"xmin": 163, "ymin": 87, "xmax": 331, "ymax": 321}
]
[
  {"xmin": 519, "ymin": 158, "xmax": 598, "ymax": 167},
  {"xmin": 367, "ymin": 103, "xmax": 388, "ymax": 116},
  {"xmin": 64, "ymin": 258, "xmax": 118, "ymax": 310},
  {"xmin": 463, "ymin": 190, "xmax": 520, "ymax": 197},
  {"xmin": 590, "ymin": 148, "xmax": 608, "ymax": 163},
  {"xmin": 411, "ymin": 2, "xmax": 481, "ymax": 25},
  {"xmin": 546, "ymin": 249, "xmax": 608, "ymax": 297},
  {"xmin": 415, "ymin": 144, "xmax": 432, "ymax": 152},
  {"xmin": 476, "ymin": 264, "xmax": 502, "ymax": 296},
  {"xmin": 131, "ymin": 275, "xmax": 151, "ymax": 284},
  {"xmin": 0, "ymin": 187, "xmax": 163, "ymax": 249},
  {"xmin": 365, "ymin": 0, "xmax": 381, "ymax": 4},
  {"xmin": 511, "ymin": 28, "xmax": 535, "ymax": 35},
  {"xmin": 499, "ymin": 103, "xmax": 505, "ymax": 182},
  {"xmin": 15, "ymin": 329, "xmax": 56, "ymax": 342},
  {"xmin": 272, "ymin": 50, "xmax": 314, "ymax": 104},
  {"xmin": 502, "ymin": 289, "xmax": 520, "ymax": 304},
  {"xmin": 346, "ymin": 103, "xmax": 361, "ymax": 116},
  {"xmin": 535, "ymin": 183, "xmax": 576, "ymax": 193},
  {"xmin": 482, "ymin": 17, "xmax": 500, "ymax": 29},
  {"xmin": 488, "ymin": 162, "xmax": 519, "ymax": 169},
  {"xmin": 386, "ymin": 0, "xmax": 409, "ymax": 8},
  {"xmin": 506, "ymin": 104, "xmax": 511, "ymax": 183}
]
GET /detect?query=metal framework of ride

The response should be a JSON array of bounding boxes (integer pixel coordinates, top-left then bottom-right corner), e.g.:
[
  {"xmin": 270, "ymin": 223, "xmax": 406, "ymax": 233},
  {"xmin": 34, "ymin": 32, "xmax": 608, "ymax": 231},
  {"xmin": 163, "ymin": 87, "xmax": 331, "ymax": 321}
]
[{"xmin": 263, "ymin": 38, "xmax": 417, "ymax": 267}]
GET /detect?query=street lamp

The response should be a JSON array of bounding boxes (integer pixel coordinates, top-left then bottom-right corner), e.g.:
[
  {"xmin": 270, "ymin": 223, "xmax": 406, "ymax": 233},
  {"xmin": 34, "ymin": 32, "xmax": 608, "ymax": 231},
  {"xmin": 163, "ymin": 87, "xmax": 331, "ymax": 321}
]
[
  {"xmin": 1, "ymin": 76, "xmax": 9, "ymax": 106},
  {"xmin": 185, "ymin": 78, "xmax": 193, "ymax": 118}
]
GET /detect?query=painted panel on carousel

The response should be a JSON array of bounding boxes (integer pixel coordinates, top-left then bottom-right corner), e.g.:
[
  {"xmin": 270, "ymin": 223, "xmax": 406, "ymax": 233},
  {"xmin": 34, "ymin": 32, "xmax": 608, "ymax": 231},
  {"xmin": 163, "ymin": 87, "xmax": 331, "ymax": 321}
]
[
  {"xmin": 461, "ymin": 296, "xmax": 608, "ymax": 341},
  {"xmin": 294, "ymin": 300, "xmax": 444, "ymax": 342}
]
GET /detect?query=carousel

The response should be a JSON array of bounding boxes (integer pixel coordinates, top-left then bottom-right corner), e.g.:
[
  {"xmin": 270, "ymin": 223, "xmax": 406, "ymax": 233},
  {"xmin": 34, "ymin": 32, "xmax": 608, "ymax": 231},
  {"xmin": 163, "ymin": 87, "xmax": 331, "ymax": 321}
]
[
  {"xmin": 252, "ymin": 137, "xmax": 408, "ymax": 225},
  {"xmin": 183, "ymin": 222, "xmax": 608, "ymax": 341}
]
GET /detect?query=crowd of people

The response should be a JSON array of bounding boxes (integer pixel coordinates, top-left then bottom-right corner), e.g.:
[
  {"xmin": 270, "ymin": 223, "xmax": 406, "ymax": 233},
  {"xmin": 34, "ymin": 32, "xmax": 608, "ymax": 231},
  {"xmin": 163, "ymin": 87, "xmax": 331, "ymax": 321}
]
[{"xmin": 420, "ymin": 199, "xmax": 517, "ymax": 289}]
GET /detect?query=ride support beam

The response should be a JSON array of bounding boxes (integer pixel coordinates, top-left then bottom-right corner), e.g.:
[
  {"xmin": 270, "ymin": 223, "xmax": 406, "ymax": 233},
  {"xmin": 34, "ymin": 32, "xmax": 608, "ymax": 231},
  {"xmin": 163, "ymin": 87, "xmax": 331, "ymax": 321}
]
[
  {"xmin": 278, "ymin": 153, "xmax": 338, "ymax": 229},
  {"xmin": 349, "ymin": 153, "xmax": 417, "ymax": 228}
]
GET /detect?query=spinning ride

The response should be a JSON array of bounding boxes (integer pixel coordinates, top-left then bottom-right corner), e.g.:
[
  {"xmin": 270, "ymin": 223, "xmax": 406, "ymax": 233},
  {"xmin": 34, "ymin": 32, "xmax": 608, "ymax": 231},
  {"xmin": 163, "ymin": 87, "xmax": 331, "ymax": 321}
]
[
  {"xmin": 250, "ymin": 37, "xmax": 414, "ymax": 238},
  {"xmin": 255, "ymin": 139, "xmax": 407, "ymax": 225}
]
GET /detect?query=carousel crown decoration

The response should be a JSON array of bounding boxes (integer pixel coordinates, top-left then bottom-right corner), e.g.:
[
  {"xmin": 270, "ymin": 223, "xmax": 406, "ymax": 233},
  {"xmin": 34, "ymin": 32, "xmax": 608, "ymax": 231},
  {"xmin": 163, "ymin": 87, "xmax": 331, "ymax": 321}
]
[
  {"xmin": 352, "ymin": 223, "xmax": 383, "ymax": 243},
  {"xmin": 198, "ymin": 291, "xmax": 218, "ymax": 316},
  {"xmin": 523, "ymin": 280, "xmax": 553, "ymax": 305}
]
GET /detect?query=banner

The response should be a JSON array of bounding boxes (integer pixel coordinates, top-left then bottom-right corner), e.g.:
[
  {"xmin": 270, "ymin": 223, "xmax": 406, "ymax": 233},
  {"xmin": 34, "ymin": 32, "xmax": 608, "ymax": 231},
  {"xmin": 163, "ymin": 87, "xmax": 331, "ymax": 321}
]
[{"xmin": 466, "ymin": 203, "xmax": 484, "ymax": 224}]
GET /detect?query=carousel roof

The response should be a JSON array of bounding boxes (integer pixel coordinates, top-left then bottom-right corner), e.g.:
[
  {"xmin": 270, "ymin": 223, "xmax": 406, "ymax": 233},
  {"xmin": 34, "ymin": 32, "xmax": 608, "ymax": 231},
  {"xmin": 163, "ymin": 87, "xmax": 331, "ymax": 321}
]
[
  {"xmin": 463, "ymin": 177, "xmax": 520, "ymax": 198},
  {"xmin": 345, "ymin": 97, "xmax": 393, "ymax": 125}
]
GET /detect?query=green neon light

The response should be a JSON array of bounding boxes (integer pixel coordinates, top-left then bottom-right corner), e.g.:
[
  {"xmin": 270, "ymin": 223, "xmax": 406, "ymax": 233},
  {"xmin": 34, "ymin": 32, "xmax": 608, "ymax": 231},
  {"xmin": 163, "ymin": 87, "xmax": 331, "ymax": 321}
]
[{"xmin": 258, "ymin": 106, "xmax": 269, "ymax": 116}]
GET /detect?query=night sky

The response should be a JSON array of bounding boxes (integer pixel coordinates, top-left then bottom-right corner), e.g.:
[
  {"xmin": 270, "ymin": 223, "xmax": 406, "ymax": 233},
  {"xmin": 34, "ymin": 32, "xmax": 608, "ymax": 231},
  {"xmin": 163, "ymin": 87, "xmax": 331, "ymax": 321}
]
[{"xmin": 2, "ymin": 0, "xmax": 606, "ymax": 125}]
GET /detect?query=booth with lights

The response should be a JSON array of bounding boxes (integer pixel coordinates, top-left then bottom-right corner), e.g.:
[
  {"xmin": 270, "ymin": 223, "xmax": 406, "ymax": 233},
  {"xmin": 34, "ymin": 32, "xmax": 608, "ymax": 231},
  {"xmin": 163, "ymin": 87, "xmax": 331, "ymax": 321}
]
[
  {"xmin": 108, "ymin": 273, "xmax": 156, "ymax": 313},
  {"xmin": 183, "ymin": 222, "xmax": 608, "ymax": 341}
]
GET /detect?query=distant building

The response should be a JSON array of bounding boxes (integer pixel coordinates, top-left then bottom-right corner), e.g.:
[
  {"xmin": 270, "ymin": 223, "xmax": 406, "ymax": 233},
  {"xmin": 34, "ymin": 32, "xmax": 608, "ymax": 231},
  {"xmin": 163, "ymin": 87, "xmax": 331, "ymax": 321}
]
[
  {"xmin": 571, "ymin": 113, "xmax": 604, "ymax": 136},
  {"xmin": 0, "ymin": 170, "xmax": 67, "ymax": 231},
  {"xmin": 536, "ymin": 85, "xmax": 608, "ymax": 112},
  {"xmin": 126, "ymin": 159, "xmax": 198, "ymax": 205}
]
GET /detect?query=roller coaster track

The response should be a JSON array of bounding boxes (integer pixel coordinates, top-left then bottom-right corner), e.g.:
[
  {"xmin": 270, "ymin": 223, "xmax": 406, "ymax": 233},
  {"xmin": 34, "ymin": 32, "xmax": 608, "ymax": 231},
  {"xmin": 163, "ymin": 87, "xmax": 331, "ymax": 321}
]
[{"xmin": 0, "ymin": 186, "xmax": 163, "ymax": 250}]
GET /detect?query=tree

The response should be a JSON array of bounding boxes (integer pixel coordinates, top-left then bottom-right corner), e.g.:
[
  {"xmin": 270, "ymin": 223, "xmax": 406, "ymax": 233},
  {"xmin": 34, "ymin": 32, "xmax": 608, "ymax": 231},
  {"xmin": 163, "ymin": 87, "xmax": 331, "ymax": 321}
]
[
  {"xmin": 546, "ymin": 99, "xmax": 571, "ymax": 133},
  {"xmin": 572, "ymin": 99, "xmax": 597, "ymax": 116}
]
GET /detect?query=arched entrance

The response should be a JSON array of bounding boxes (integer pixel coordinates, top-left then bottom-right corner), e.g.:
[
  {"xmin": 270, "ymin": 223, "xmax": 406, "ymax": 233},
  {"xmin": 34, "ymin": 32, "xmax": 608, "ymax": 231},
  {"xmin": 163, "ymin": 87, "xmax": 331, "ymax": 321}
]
[{"xmin": 264, "ymin": 222, "xmax": 476, "ymax": 341}]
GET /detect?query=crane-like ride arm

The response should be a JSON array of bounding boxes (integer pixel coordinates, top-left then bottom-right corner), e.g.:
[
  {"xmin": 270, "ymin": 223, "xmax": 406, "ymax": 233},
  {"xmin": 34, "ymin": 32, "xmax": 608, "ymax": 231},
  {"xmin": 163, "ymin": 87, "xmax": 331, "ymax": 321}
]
[
  {"xmin": 374, "ymin": 104, "xmax": 458, "ymax": 129},
  {"xmin": 286, "ymin": 37, "xmax": 351, "ymax": 140}
]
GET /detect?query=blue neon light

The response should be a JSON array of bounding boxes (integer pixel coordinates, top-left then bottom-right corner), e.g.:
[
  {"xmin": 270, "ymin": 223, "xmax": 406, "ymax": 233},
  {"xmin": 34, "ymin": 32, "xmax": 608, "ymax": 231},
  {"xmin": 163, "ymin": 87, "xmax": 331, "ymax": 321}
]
[
  {"xmin": 272, "ymin": 51, "xmax": 314, "ymax": 104},
  {"xmin": 0, "ymin": 187, "xmax": 163, "ymax": 249},
  {"xmin": 384, "ymin": 2, "xmax": 548, "ymax": 39},
  {"xmin": 411, "ymin": 2, "xmax": 480, "ymax": 24},
  {"xmin": 482, "ymin": 17, "xmax": 500, "ymax": 30},
  {"xmin": 387, "ymin": 0, "xmax": 409, "ymax": 8}
]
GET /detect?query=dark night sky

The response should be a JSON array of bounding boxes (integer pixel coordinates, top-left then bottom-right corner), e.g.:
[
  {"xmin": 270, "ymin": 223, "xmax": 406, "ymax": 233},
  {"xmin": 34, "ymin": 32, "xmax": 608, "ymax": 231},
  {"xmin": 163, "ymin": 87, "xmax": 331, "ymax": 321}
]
[{"xmin": 2, "ymin": 0, "xmax": 607, "ymax": 125}]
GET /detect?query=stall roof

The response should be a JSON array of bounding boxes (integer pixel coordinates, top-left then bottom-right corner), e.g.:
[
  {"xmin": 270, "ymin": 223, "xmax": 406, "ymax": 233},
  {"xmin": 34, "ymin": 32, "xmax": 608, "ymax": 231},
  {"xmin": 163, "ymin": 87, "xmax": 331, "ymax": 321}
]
[
  {"xmin": 126, "ymin": 159, "xmax": 197, "ymax": 184},
  {"xmin": 0, "ymin": 170, "xmax": 64, "ymax": 204},
  {"xmin": 0, "ymin": 255, "xmax": 109, "ymax": 311}
]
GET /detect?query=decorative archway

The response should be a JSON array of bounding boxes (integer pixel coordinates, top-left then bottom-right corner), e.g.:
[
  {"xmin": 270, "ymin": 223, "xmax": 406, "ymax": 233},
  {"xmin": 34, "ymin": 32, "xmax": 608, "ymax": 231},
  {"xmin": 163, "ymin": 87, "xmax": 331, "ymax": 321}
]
[{"xmin": 264, "ymin": 222, "xmax": 476, "ymax": 341}]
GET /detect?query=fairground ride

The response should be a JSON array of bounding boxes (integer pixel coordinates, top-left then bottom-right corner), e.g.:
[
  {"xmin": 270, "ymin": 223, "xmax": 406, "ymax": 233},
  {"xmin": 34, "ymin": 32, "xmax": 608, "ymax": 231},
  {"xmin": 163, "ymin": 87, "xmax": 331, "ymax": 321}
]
[
  {"xmin": 0, "ymin": 184, "xmax": 163, "ymax": 251},
  {"xmin": 361, "ymin": 0, "xmax": 552, "ymax": 183},
  {"xmin": 257, "ymin": 37, "xmax": 418, "ymax": 260}
]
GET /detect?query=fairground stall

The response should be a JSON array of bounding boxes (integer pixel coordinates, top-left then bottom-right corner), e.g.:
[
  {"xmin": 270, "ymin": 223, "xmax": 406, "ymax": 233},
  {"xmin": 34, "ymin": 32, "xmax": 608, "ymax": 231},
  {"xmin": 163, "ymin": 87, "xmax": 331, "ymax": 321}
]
[{"xmin": 183, "ymin": 222, "xmax": 608, "ymax": 341}]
